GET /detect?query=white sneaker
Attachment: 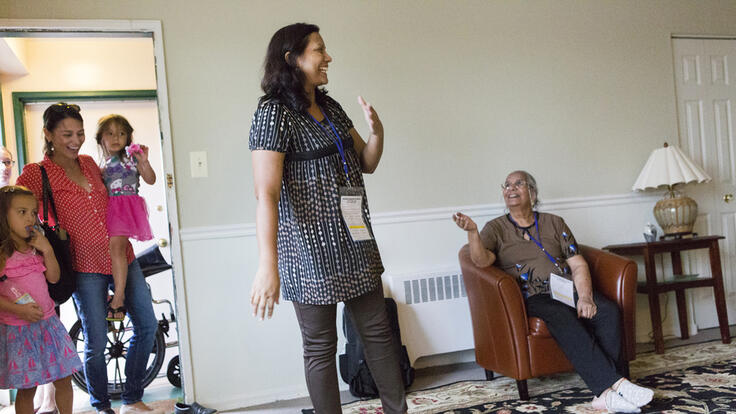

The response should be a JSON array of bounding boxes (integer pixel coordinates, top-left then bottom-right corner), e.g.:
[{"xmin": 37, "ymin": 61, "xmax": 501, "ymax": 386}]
[
  {"xmin": 617, "ymin": 380, "xmax": 654, "ymax": 407},
  {"xmin": 605, "ymin": 390, "xmax": 641, "ymax": 413}
]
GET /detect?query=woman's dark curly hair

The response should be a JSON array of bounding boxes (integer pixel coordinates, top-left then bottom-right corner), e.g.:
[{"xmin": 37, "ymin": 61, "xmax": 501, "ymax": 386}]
[{"xmin": 260, "ymin": 23, "xmax": 328, "ymax": 112}]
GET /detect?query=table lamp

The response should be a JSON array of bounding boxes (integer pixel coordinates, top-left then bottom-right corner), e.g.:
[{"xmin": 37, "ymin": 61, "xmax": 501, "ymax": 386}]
[{"xmin": 632, "ymin": 142, "xmax": 711, "ymax": 237}]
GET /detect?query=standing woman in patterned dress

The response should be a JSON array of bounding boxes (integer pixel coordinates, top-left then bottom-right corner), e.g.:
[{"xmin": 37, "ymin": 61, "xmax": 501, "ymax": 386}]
[
  {"xmin": 249, "ymin": 23, "xmax": 407, "ymax": 414},
  {"xmin": 17, "ymin": 103, "xmax": 161, "ymax": 414}
]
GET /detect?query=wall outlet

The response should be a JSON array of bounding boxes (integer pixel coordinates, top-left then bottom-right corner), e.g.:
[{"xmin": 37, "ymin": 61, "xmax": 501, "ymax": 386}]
[{"xmin": 190, "ymin": 151, "xmax": 208, "ymax": 178}]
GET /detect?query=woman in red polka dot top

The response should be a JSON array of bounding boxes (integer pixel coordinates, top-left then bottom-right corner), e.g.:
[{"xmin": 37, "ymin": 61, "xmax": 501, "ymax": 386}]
[{"xmin": 17, "ymin": 103, "xmax": 162, "ymax": 414}]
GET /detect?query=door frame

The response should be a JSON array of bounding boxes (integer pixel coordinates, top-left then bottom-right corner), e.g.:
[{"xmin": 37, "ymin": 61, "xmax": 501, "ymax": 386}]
[
  {"xmin": 0, "ymin": 19, "xmax": 195, "ymax": 401},
  {"xmin": 12, "ymin": 89, "xmax": 157, "ymax": 167}
]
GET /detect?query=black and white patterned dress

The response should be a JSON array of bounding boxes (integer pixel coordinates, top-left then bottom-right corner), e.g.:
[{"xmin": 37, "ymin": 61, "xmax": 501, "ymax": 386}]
[{"xmin": 249, "ymin": 95, "xmax": 384, "ymax": 305}]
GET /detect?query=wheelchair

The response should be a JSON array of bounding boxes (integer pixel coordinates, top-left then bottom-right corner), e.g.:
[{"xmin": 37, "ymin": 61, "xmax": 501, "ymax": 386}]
[{"xmin": 68, "ymin": 245, "xmax": 181, "ymax": 398}]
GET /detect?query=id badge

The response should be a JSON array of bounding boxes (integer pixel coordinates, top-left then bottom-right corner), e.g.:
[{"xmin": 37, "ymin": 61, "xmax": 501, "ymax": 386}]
[
  {"xmin": 550, "ymin": 273, "xmax": 575, "ymax": 308},
  {"xmin": 339, "ymin": 186, "xmax": 373, "ymax": 241}
]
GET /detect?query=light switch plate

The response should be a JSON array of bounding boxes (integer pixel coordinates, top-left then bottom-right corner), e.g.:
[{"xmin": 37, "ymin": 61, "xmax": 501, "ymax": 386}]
[{"xmin": 190, "ymin": 151, "xmax": 208, "ymax": 178}]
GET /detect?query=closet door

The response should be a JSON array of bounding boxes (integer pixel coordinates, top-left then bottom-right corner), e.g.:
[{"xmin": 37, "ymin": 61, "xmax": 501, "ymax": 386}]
[{"xmin": 673, "ymin": 37, "xmax": 736, "ymax": 326}]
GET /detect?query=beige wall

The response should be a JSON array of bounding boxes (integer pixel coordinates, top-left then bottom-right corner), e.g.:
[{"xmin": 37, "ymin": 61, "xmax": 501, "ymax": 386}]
[
  {"xmin": 4, "ymin": 1, "xmax": 735, "ymax": 229},
  {"xmin": 0, "ymin": 37, "xmax": 156, "ymax": 176},
  {"xmin": 3, "ymin": 0, "xmax": 736, "ymax": 408}
]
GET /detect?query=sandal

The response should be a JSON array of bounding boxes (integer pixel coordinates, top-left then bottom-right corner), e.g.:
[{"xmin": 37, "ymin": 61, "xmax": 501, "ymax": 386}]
[{"xmin": 106, "ymin": 301, "xmax": 126, "ymax": 322}]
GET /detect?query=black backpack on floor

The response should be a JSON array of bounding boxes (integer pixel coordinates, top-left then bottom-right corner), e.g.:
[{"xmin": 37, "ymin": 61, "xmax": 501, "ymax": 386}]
[{"xmin": 338, "ymin": 297, "xmax": 415, "ymax": 398}]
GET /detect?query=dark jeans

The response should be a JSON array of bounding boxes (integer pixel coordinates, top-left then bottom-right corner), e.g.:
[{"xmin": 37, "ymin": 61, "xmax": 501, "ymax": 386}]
[
  {"xmin": 526, "ymin": 292, "xmax": 623, "ymax": 396},
  {"xmin": 72, "ymin": 260, "xmax": 158, "ymax": 409},
  {"xmin": 292, "ymin": 286, "xmax": 407, "ymax": 414}
]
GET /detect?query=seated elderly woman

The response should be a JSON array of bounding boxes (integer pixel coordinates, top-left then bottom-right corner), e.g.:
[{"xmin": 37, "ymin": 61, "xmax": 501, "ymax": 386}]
[{"xmin": 453, "ymin": 170, "xmax": 653, "ymax": 413}]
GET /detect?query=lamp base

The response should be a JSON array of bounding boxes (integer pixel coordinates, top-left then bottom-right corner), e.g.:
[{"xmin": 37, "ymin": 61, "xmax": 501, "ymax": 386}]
[{"xmin": 653, "ymin": 192, "xmax": 698, "ymax": 235}]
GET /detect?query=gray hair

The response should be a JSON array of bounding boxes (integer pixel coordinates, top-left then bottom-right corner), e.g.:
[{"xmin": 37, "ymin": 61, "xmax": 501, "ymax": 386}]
[{"xmin": 509, "ymin": 170, "xmax": 540, "ymax": 209}]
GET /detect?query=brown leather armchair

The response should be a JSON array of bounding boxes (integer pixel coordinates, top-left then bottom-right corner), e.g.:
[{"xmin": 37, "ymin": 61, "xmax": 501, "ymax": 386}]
[{"xmin": 458, "ymin": 244, "xmax": 637, "ymax": 400}]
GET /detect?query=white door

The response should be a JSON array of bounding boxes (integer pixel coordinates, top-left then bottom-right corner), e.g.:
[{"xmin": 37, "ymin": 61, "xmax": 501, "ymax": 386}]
[
  {"xmin": 673, "ymin": 38, "xmax": 736, "ymax": 327},
  {"xmin": 22, "ymin": 99, "xmax": 178, "ymax": 359}
]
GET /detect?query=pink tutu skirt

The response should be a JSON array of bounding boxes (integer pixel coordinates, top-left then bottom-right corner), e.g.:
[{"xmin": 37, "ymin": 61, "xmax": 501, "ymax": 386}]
[{"xmin": 107, "ymin": 194, "xmax": 153, "ymax": 241}]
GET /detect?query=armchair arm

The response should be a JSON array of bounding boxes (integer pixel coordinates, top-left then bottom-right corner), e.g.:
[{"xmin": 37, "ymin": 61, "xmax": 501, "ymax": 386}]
[
  {"xmin": 459, "ymin": 244, "xmax": 531, "ymax": 378},
  {"xmin": 580, "ymin": 244, "xmax": 637, "ymax": 362}
]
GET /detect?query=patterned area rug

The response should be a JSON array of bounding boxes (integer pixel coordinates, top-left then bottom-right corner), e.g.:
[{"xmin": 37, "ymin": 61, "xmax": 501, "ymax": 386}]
[{"xmin": 305, "ymin": 341, "xmax": 736, "ymax": 413}]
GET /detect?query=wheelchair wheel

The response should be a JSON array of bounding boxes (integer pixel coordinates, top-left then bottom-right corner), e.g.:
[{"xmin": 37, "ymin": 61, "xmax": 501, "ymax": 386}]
[
  {"xmin": 167, "ymin": 355, "xmax": 181, "ymax": 388},
  {"xmin": 69, "ymin": 317, "xmax": 166, "ymax": 399}
]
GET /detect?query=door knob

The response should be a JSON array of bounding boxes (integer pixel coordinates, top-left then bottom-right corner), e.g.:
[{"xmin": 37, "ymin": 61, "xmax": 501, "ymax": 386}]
[
  {"xmin": 157, "ymin": 238, "xmax": 169, "ymax": 248},
  {"xmin": 725, "ymin": 194, "xmax": 734, "ymax": 203}
]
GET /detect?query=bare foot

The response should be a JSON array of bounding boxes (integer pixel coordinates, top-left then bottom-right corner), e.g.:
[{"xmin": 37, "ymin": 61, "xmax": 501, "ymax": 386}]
[{"xmin": 121, "ymin": 401, "xmax": 163, "ymax": 414}]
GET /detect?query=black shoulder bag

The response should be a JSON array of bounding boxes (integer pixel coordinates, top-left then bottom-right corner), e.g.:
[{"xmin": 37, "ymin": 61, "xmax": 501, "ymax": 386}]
[{"xmin": 39, "ymin": 165, "xmax": 76, "ymax": 304}]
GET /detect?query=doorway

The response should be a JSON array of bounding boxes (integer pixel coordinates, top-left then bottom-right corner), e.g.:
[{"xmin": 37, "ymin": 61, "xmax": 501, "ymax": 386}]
[
  {"xmin": 0, "ymin": 21, "xmax": 192, "ymax": 409},
  {"xmin": 672, "ymin": 36, "xmax": 736, "ymax": 329}
]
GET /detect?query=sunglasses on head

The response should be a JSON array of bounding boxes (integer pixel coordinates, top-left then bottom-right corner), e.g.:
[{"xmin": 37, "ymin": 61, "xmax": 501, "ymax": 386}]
[{"xmin": 50, "ymin": 103, "xmax": 81, "ymax": 112}]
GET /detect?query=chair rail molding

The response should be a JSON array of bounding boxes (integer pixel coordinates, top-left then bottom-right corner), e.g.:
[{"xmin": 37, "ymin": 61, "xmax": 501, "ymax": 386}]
[{"xmin": 180, "ymin": 192, "xmax": 661, "ymax": 242}]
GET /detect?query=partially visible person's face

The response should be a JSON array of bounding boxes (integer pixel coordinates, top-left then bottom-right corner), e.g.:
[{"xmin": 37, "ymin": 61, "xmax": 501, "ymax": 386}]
[
  {"xmin": 0, "ymin": 149, "xmax": 14, "ymax": 186},
  {"xmin": 502, "ymin": 172, "xmax": 534, "ymax": 209},
  {"xmin": 296, "ymin": 32, "xmax": 332, "ymax": 91},
  {"xmin": 45, "ymin": 117, "xmax": 85, "ymax": 161},
  {"xmin": 101, "ymin": 122, "xmax": 130, "ymax": 155}
]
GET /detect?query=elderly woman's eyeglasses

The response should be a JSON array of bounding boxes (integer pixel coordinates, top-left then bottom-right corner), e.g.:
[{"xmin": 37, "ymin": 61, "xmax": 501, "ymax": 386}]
[
  {"xmin": 501, "ymin": 180, "xmax": 528, "ymax": 191},
  {"xmin": 1, "ymin": 160, "xmax": 15, "ymax": 168}
]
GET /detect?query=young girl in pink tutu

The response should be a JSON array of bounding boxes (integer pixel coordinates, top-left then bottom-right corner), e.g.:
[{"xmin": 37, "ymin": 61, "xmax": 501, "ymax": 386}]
[
  {"xmin": 96, "ymin": 115, "xmax": 156, "ymax": 321},
  {"xmin": 0, "ymin": 185, "xmax": 82, "ymax": 414}
]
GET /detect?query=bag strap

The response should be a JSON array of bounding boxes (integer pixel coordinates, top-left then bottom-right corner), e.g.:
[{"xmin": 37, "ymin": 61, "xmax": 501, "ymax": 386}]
[{"xmin": 39, "ymin": 165, "xmax": 61, "ymax": 227}]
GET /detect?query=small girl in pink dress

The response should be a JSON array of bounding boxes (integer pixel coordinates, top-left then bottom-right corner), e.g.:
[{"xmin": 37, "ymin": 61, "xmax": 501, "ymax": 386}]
[
  {"xmin": 95, "ymin": 115, "xmax": 156, "ymax": 321},
  {"xmin": 0, "ymin": 185, "xmax": 82, "ymax": 414}
]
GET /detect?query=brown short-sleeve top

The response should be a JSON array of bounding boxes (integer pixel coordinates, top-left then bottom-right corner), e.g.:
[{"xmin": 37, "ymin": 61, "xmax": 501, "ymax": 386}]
[{"xmin": 479, "ymin": 212, "xmax": 579, "ymax": 298}]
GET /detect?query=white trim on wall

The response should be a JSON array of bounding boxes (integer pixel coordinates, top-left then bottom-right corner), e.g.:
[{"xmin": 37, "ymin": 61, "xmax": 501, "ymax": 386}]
[
  {"xmin": 671, "ymin": 34, "xmax": 736, "ymax": 39},
  {"xmin": 180, "ymin": 192, "xmax": 662, "ymax": 241}
]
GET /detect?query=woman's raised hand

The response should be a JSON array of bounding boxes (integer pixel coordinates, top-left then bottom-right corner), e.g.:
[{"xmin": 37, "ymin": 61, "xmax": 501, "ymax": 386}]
[
  {"xmin": 358, "ymin": 96, "xmax": 383, "ymax": 138},
  {"xmin": 453, "ymin": 212, "xmax": 478, "ymax": 232},
  {"xmin": 251, "ymin": 265, "xmax": 280, "ymax": 320}
]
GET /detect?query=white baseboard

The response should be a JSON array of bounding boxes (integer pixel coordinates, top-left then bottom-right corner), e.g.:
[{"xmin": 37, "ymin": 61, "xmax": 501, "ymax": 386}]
[{"xmin": 202, "ymin": 384, "xmax": 309, "ymax": 412}]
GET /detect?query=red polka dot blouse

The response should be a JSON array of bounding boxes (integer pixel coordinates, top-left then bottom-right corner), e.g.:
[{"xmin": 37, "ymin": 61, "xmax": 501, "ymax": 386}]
[{"xmin": 17, "ymin": 155, "xmax": 134, "ymax": 275}]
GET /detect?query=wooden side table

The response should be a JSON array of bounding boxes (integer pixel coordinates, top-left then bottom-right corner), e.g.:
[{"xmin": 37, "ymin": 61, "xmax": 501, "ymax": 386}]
[{"xmin": 603, "ymin": 235, "xmax": 730, "ymax": 354}]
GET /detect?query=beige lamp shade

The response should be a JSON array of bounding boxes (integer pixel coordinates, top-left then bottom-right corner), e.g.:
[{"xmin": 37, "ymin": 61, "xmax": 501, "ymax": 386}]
[
  {"xmin": 632, "ymin": 143, "xmax": 711, "ymax": 236},
  {"xmin": 632, "ymin": 143, "xmax": 711, "ymax": 191}
]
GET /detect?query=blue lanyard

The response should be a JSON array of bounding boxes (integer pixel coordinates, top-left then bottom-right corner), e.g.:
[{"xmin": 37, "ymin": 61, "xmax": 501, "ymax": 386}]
[
  {"xmin": 508, "ymin": 212, "xmax": 560, "ymax": 269},
  {"xmin": 309, "ymin": 108, "xmax": 351, "ymax": 185}
]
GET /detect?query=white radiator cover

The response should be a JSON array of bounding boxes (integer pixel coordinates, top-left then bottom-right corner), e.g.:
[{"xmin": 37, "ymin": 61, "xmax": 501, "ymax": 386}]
[{"xmin": 384, "ymin": 269, "xmax": 475, "ymax": 364}]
